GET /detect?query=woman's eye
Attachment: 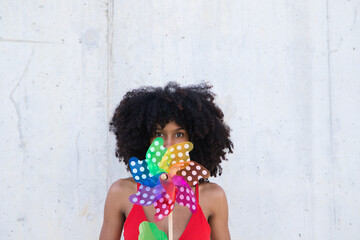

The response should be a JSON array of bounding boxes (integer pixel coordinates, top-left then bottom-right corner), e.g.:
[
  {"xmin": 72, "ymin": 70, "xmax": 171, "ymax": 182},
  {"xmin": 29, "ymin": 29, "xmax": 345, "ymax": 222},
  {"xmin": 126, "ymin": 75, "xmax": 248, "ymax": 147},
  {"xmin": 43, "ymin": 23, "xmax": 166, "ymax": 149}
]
[
  {"xmin": 175, "ymin": 132, "xmax": 184, "ymax": 138},
  {"xmin": 155, "ymin": 132, "xmax": 163, "ymax": 137}
]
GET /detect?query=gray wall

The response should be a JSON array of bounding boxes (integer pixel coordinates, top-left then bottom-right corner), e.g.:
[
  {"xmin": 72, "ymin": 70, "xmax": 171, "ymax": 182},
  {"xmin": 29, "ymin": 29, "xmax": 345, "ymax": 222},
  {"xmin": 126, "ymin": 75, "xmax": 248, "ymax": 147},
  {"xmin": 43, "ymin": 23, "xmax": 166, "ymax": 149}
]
[{"xmin": 1, "ymin": 1, "xmax": 359, "ymax": 239}]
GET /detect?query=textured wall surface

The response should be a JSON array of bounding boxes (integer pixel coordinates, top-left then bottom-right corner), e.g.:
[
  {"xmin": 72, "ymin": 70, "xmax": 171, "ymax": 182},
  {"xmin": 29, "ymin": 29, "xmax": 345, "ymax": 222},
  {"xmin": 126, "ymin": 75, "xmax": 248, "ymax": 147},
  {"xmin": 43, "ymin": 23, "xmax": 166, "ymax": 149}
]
[{"xmin": 1, "ymin": 1, "xmax": 360, "ymax": 239}]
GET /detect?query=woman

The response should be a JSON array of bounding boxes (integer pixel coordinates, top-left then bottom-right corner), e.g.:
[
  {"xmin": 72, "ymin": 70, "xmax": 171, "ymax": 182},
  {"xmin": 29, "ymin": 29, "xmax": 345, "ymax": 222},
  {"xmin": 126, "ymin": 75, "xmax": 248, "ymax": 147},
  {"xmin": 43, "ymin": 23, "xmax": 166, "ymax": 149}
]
[{"xmin": 100, "ymin": 82, "xmax": 233, "ymax": 240}]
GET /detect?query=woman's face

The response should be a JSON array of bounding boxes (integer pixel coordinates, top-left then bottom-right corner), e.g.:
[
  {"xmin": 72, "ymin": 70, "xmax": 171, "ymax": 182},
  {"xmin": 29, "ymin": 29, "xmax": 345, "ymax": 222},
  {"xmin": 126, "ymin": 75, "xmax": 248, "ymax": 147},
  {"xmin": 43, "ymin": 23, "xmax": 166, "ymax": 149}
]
[{"xmin": 150, "ymin": 121, "xmax": 189, "ymax": 149}]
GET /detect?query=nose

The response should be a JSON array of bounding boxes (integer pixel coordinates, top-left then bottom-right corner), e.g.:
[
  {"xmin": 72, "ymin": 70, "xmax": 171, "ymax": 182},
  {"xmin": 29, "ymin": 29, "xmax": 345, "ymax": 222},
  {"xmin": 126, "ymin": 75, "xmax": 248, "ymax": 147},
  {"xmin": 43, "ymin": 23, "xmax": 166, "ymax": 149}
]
[{"xmin": 163, "ymin": 137, "xmax": 175, "ymax": 149}]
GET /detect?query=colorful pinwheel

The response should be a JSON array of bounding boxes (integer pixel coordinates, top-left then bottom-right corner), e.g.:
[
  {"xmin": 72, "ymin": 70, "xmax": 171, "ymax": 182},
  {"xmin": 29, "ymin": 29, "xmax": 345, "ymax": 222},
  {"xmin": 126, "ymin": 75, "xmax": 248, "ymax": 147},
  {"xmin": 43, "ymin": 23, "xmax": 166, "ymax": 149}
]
[{"xmin": 129, "ymin": 137, "xmax": 210, "ymax": 221}]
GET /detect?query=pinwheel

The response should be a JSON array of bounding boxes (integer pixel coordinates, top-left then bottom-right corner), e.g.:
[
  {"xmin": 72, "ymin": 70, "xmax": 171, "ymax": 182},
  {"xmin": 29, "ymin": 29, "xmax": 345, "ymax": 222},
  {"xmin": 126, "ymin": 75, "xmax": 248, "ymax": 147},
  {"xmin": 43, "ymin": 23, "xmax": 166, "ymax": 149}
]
[{"xmin": 128, "ymin": 137, "xmax": 210, "ymax": 224}]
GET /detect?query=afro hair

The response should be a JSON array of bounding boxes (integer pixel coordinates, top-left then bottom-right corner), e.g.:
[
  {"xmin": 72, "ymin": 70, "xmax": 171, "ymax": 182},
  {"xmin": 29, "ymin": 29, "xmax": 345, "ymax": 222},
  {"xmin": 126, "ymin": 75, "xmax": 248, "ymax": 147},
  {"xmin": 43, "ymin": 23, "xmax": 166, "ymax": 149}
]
[{"xmin": 109, "ymin": 82, "xmax": 233, "ymax": 177}]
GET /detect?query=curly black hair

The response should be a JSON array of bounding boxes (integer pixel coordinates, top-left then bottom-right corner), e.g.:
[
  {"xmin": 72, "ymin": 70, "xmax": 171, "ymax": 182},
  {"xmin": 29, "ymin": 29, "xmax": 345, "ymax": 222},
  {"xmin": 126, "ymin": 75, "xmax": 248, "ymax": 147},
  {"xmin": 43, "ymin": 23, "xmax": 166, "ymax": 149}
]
[{"xmin": 109, "ymin": 82, "xmax": 233, "ymax": 177}]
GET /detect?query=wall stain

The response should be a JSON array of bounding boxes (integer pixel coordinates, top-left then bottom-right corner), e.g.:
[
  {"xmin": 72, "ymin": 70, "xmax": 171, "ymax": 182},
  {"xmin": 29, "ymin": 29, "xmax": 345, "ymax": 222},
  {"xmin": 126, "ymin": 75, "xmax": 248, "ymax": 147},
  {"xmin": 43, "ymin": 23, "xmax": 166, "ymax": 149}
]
[{"xmin": 79, "ymin": 202, "xmax": 90, "ymax": 217}]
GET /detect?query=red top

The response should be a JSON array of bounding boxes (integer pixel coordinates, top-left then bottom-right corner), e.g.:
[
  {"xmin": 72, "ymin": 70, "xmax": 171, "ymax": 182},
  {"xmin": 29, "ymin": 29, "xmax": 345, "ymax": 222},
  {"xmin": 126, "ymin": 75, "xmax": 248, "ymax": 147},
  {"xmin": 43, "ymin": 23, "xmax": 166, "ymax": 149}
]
[{"xmin": 123, "ymin": 183, "xmax": 211, "ymax": 239}]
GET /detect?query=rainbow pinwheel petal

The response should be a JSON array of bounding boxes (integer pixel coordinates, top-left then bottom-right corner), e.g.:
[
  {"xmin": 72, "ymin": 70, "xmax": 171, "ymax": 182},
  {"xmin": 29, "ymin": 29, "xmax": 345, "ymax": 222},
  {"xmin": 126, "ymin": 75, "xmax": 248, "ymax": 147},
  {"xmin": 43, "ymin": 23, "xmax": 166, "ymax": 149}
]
[
  {"xmin": 138, "ymin": 221, "xmax": 168, "ymax": 240},
  {"xmin": 172, "ymin": 175, "xmax": 197, "ymax": 213},
  {"xmin": 145, "ymin": 138, "xmax": 167, "ymax": 175},
  {"xmin": 159, "ymin": 174, "xmax": 176, "ymax": 200},
  {"xmin": 175, "ymin": 161, "xmax": 210, "ymax": 186},
  {"xmin": 129, "ymin": 184, "xmax": 163, "ymax": 206},
  {"xmin": 129, "ymin": 156, "xmax": 163, "ymax": 187},
  {"xmin": 176, "ymin": 186, "xmax": 196, "ymax": 213},
  {"xmin": 159, "ymin": 142, "xmax": 193, "ymax": 172},
  {"xmin": 154, "ymin": 190, "xmax": 176, "ymax": 221}
]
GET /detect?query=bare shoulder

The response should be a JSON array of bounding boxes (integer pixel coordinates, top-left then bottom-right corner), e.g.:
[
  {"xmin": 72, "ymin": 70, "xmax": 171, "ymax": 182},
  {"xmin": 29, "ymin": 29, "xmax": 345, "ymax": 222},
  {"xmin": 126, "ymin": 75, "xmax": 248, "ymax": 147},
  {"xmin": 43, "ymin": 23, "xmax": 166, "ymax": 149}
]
[
  {"xmin": 198, "ymin": 182, "xmax": 228, "ymax": 218},
  {"xmin": 106, "ymin": 177, "xmax": 136, "ymax": 207},
  {"xmin": 109, "ymin": 177, "xmax": 136, "ymax": 194},
  {"xmin": 199, "ymin": 182, "xmax": 227, "ymax": 200}
]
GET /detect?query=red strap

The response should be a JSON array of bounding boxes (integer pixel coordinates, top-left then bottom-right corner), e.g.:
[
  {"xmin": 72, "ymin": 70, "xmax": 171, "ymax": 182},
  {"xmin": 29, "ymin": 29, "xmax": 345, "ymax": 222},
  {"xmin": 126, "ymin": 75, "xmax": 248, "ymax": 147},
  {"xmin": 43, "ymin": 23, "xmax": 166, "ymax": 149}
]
[{"xmin": 195, "ymin": 183, "xmax": 199, "ymax": 203}]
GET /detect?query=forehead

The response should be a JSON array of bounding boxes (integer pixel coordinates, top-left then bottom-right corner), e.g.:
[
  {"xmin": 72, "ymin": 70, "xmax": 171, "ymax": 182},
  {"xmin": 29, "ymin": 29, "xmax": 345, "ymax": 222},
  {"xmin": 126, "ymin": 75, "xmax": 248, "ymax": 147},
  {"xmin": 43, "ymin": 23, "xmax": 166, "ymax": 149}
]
[{"xmin": 155, "ymin": 121, "xmax": 184, "ymax": 130}]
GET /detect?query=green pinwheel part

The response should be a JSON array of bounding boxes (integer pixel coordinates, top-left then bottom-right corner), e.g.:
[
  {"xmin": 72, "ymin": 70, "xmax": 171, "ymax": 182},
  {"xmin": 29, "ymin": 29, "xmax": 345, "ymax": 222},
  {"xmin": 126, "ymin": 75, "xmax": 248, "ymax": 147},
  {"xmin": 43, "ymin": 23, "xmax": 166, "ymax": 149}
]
[
  {"xmin": 138, "ymin": 221, "xmax": 168, "ymax": 240},
  {"xmin": 145, "ymin": 137, "xmax": 167, "ymax": 175}
]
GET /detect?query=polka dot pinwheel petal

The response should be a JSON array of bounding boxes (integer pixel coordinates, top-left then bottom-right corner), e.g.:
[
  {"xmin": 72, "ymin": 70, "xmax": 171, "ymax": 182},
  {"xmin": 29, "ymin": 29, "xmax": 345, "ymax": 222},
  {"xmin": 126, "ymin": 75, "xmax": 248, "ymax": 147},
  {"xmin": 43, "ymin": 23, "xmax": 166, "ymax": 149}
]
[
  {"xmin": 176, "ymin": 161, "xmax": 210, "ymax": 186},
  {"xmin": 129, "ymin": 157, "xmax": 161, "ymax": 187},
  {"xmin": 145, "ymin": 137, "xmax": 168, "ymax": 175},
  {"xmin": 158, "ymin": 141, "xmax": 193, "ymax": 173},
  {"xmin": 153, "ymin": 191, "xmax": 176, "ymax": 222},
  {"xmin": 130, "ymin": 184, "xmax": 163, "ymax": 206},
  {"xmin": 172, "ymin": 175, "xmax": 197, "ymax": 213},
  {"xmin": 159, "ymin": 173, "xmax": 176, "ymax": 201},
  {"xmin": 138, "ymin": 221, "xmax": 168, "ymax": 240},
  {"xmin": 172, "ymin": 175, "xmax": 191, "ymax": 189},
  {"xmin": 176, "ymin": 183, "xmax": 197, "ymax": 214}
]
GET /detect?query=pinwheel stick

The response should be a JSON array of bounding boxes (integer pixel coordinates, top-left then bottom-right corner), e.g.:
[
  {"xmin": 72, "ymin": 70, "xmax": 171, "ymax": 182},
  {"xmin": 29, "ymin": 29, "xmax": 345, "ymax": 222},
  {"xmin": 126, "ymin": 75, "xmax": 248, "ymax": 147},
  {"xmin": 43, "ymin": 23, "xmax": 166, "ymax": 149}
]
[
  {"xmin": 169, "ymin": 211, "xmax": 173, "ymax": 240},
  {"xmin": 160, "ymin": 173, "xmax": 173, "ymax": 240}
]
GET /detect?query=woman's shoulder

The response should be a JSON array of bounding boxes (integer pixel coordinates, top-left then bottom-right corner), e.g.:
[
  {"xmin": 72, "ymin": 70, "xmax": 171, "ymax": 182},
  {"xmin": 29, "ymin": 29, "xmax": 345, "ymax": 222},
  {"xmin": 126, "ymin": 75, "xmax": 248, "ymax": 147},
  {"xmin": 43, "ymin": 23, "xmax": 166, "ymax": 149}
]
[
  {"xmin": 110, "ymin": 177, "xmax": 136, "ymax": 191},
  {"xmin": 107, "ymin": 177, "xmax": 137, "ymax": 205},
  {"xmin": 199, "ymin": 181, "xmax": 226, "ymax": 198},
  {"xmin": 198, "ymin": 182, "xmax": 228, "ymax": 216}
]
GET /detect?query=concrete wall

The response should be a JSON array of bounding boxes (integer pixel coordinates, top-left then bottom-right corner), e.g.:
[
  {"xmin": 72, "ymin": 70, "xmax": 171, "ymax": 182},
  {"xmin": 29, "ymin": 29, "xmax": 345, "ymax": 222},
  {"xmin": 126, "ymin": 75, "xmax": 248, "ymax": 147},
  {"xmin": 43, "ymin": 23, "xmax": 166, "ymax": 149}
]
[{"xmin": 1, "ymin": 0, "xmax": 359, "ymax": 239}]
